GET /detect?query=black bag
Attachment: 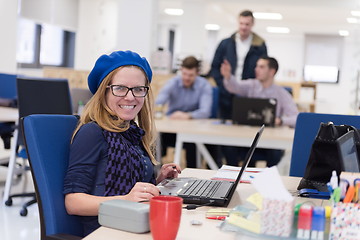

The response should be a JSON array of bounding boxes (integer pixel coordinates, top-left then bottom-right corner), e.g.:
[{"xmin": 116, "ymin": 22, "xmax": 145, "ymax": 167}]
[{"xmin": 297, "ymin": 122, "xmax": 360, "ymax": 192}]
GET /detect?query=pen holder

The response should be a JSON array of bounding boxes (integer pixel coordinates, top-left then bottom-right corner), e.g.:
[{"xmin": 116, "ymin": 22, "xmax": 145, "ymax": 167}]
[
  {"xmin": 329, "ymin": 202, "xmax": 360, "ymax": 240},
  {"xmin": 260, "ymin": 198, "xmax": 295, "ymax": 237}
]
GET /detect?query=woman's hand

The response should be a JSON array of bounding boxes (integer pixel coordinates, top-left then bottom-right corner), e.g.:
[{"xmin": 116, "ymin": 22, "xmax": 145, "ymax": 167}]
[
  {"xmin": 156, "ymin": 163, "xmax": 182, "ymax": 184},
  {"xmin": 122, "ymin": 182, "xmax": 160, "ymax": 202}
]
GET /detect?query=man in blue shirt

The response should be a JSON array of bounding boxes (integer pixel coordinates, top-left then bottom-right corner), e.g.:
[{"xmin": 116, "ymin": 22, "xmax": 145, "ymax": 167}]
[{"xmin": 156, "ymin": 56, "xmax": 213, "ymax": 167}]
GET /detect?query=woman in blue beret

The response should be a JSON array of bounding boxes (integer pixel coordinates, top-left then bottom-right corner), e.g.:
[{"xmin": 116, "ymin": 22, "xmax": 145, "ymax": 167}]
[{"xmin": 63, "ymin": 50, "xmax": 181, "ymax": 236}]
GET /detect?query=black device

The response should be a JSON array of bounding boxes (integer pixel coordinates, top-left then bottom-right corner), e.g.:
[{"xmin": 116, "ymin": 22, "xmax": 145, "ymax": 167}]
[
  {"xmin": 158, "ymin": 125, "xmax": 265, "ymax": 207},
  {"xmin": 231, "ymin": 97, "xmax": 277, "ymax": 127},
  {"xmin": 336, "ymin": 130, "xmax": 360, "ymax": 172}
]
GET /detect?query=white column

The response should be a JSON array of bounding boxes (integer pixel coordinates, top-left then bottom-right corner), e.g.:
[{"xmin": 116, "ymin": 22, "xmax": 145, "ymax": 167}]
[
  {"xmin": 75, "ymin": 0, "xmax": 157, "ymax": 70},
  {"xmin": 0, "ymin": 0, "xmax": 18, "ymax": 73},
  {"xmin": 75, "ymin": 0, "xmax": 119, "ymax": 70},
  {"xmin": 177, "ymin": 2, "xmax": 206, "ymax": 60},
  {"xmin": 117, "ymin": 0, "xmax": 158, "ymax": 59}
]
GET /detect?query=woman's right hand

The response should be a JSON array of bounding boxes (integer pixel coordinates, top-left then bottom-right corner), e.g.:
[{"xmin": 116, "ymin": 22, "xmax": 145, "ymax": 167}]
[{"xmin": 122, "ymin": 182, "xmax": 160, "ymax": 202}]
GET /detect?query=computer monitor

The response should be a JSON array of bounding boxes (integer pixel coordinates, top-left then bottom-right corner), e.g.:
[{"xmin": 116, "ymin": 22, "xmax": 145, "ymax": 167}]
[{"xmin": 336, "ymin": 130, "xmax": 360, "ymax": 173}]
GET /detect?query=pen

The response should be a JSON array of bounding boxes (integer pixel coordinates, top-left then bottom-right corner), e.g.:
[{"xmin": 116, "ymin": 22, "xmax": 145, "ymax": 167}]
[
  {"xmin": 332, "ymin": 187, "xmax": 341, "ymax": 203},
  {"xmin": 355, "ymin": 182, "xmax": 360, "ymax": 203},
  {"xmin": 206, "ymin": 216, "xmax": 226, "ymax": 220},
  {"xmin": 339, "ymin": 179, "xmax": 349, "ymax": 200},
  {"xmin": 343, "ymin": 185, "xmax": 355, "ymax": 203}
]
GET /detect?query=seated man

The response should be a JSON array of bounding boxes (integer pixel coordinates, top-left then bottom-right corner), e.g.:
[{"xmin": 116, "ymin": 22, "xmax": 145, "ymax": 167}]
[
  {"xmin": 220, "ymin": 56, "xmax": 299, "ymax": 167},
  {"xmin": 155, "ymin": 56, "xmax": 213, "ymax": 168}
]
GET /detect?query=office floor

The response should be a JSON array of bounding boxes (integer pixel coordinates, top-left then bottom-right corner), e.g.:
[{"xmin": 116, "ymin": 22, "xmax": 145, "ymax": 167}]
[{"xmin": 0, "ymin": 145, "xmax": 39, "ymax": 240}]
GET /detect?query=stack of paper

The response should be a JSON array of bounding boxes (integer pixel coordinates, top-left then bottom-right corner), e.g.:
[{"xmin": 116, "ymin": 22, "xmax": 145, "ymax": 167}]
[{"xmin": 211, "ymin": 165, "xmax": 263, "ymax": 183}]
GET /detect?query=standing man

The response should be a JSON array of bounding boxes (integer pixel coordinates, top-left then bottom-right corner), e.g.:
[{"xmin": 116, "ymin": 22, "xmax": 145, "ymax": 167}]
[
  {"xmin": 210, "ymin": 10, "xmax": 267, "ymax": 120},
  {"xmin": 221, "ymin": 56, "xmax": 299, "ymax": 167},
  {"xmin": 155, "ymin": 56, "xmax": 213, "ymax": 168}
]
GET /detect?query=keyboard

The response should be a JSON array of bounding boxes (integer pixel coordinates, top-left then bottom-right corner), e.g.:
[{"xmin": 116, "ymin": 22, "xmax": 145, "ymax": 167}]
[{"xmin": 179, "ymin": 180, "xmax": 222, "ymax": 198}]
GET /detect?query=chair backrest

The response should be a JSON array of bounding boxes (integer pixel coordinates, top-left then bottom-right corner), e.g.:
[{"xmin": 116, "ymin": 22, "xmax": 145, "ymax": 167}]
[
  {"xmin": 16, "ymin": 77, "xmax": 73, "ymax": 145},
  {"xmin": 17, "ymin": 76, "xmax": 73, "ymax": 118},
  {"xmin": 0, "ymin": 73, "xmax": 17, "ymax": 99},
  {"xmin": 210, "ymin": 87, "xmax": 219, "ymax": 119},
  {"xmin": 290, "ymin": 112, "xmax": 360, "ymax": 177},
  {"xmin": 22, "ymin": 114, "xmax": 83, "ymax": 238}
]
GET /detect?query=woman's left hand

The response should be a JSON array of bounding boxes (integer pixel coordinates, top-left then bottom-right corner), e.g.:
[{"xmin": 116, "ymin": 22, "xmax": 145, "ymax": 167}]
[{"xmin": 156, "ymin": 163, "xmax": 182, "ymax": 184}]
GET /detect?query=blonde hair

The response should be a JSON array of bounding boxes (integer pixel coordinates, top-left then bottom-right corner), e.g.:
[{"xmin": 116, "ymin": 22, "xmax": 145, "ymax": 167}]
[{"xmin": 73, "ymin": 66, "xmax": 157, "ymax": 164}]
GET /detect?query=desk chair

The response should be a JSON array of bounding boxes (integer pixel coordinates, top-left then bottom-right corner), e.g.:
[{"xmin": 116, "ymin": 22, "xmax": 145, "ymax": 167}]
[
  {"xmin": 22, "ymin": 114, "xmax": 83, "ymax": 239},
  {"xmin": 289, "ymin": 112, "xmax": 360, "ymax": 177},
  {"xmin": 210, "ymin": 87, "xmax": 219, "ymax": 119},
  {"xmin": 0, "ymin": 73, "xmax": 17, "ymax": 150},
  {"xmin": 3, "ymin": 77, "xmax": 73, "ymax": 216}
]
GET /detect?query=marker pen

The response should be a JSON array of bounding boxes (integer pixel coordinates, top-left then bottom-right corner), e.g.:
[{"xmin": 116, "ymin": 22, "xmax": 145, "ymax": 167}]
[
  {"xmin": 339, "ymin": 179, "xmax": 349, "ymax": 200},
  {"xmin": 343, "ymin": 185, "xmax": 355, "ymax": 203},
  {"xmin": 297, "ymin": 204, "xmax": 313, "ymax": 239},
  {"xmin": 310, "ymin": 206, "xmax": 325, "ymax": 240},
  {"xmin": 206, "ymin": 216, "xmax": 226, "ymax": 220}
]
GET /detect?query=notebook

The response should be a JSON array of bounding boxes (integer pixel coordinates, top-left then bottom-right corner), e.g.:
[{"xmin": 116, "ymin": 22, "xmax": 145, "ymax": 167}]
[
  {"xmin": 157, "ymin": 124, "xmax": 265, "ymax": 207},
  {"xmin": 336, "ymin": 130, "xmax": 360, "ymax": 172},
  {"xmin": 232, "ymin": 96, "xmax": 277, "ymax": 127}
]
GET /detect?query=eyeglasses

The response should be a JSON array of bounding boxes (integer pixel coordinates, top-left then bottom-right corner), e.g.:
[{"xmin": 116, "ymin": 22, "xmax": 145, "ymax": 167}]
[{"xmin": 107, "ymin": 85, "xmax": 149, "ymax": 97}]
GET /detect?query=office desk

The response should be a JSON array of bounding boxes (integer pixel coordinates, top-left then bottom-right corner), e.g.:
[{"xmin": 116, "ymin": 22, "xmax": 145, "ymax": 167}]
[
  {"xmin": 155, "ymin": 119, "xmax": 295, "ymax": 172},
  {"xmin": 0, "ymin": 106, "xmax": 18, "ymax": 122},
  {"xmin": 83, "ymin": 168, "xmax": 323, "ymax": 240}
]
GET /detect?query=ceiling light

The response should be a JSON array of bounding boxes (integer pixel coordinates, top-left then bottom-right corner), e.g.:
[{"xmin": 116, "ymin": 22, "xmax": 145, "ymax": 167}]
[
  {"xmin": 339, "ymin": 30, "xmax": 349, "ymax": 36},
  {"xmin": 351, "ymin": 10, "xmax": 360, "ymax": 17},
  {"xmin": 266, "ymin": 27, "xmax": 290, "ymax": 33},
  {"xmin": 347, "ymin": 17, "xmax": 358, "ymax": 23},
  {"xmin": 253, "ymin": 12, "xmax": 283, "ymax": 20},
  {"xmin": 205, "ymin": 24, "xmax": 220, "ymax": 31},
  {"xmin": 164, "ymin": 8, "xmax": 184, "ymax": 16}
]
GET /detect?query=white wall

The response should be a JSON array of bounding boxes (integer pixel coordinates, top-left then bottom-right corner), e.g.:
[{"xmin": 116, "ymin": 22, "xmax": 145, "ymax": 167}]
[
  {"xmin": 0, "ymin": 0, "xmax": 18, "ymax": 73},
  {"xmin": 20, "ymin": 0, "xmax": 78, "ymax": 31},
  {"xmin": 4, "ymin": 1, "xmax": 360, "ymax": 115}
]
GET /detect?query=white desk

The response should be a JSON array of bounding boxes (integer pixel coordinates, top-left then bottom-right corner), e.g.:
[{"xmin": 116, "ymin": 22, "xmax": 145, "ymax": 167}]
[
  {"xmin": 155, "ymin": 119, "xmax": 295, "ymax": 172},
  {"xmin": 83, "ymin": 168, "xmax": 324, "ymax": 240},
  {"xmin": 0, "ymin": 106, "xmax": 18, "ymax": 122}
]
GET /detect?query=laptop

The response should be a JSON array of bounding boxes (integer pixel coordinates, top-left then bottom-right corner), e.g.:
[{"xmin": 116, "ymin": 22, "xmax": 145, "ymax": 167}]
[
  {"xmin": 336, "ymin": 130, "xmax": 360, "ymax": 172},
  {"xmin": 157, "ymin": 124, "xmax": 265, "ymax": 207},
  {"xmin": 232, "ymin": 97, "xmax": 277, "ymax": 127}
]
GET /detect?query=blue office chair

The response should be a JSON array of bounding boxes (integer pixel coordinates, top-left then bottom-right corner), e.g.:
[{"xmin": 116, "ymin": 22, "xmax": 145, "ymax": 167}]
[
  {"xmin": 0, "ymin": 73, "xmax": 17, "ymax": 149},
  {"xmin": 4, "ymin": 76, "xmax": 74, "ymax": 216},
  {"xmin": 289, "ymin": 112, "xmax": 360, "ymax": 177},
  {"xmin": 22, "ymin": 114, "xmax": 83, "ymax": 239},
  {"xmin": 210, "ymin": 87, "xmax": 219, "ymax": 119}
]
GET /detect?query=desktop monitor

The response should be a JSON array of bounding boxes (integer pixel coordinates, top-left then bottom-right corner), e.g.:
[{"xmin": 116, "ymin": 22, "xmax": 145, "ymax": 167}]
[{"xmin": 303, "ymin": 65, "xmax": 339, "ymax": 84}]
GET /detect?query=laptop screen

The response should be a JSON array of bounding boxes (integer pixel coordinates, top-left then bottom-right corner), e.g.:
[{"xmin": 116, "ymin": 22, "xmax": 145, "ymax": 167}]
[
  {"xmin": 225, "ymin": 124, "xmax": 265, "ymax": 198},
  {"xmin": 232, "ymin": 97, "xmax": 277, "ymax": 127}
]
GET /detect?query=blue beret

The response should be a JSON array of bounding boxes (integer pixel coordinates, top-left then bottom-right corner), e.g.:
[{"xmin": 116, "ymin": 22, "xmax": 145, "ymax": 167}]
[{"xmin": 88, "ymin": 50, "xmax": 152, "ymax": 94}]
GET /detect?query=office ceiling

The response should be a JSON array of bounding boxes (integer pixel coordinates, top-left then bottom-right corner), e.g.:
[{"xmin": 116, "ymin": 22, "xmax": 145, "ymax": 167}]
[{"xmin": 158, "ymin": 0, "xmax": 360, "ymax": 36}]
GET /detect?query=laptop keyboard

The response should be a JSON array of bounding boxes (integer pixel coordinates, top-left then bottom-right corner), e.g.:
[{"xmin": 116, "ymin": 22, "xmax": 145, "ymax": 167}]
[{"xmin": 181, "ymin": 180, "xmax": 222, "ymax": 198}]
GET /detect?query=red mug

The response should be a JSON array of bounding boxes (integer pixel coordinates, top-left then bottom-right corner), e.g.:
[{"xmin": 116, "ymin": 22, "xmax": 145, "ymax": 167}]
[{"xmin": 149, "ymin": 196, "xmax": 183, "ymax": 240}]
